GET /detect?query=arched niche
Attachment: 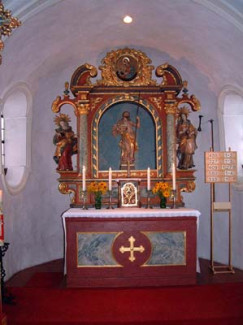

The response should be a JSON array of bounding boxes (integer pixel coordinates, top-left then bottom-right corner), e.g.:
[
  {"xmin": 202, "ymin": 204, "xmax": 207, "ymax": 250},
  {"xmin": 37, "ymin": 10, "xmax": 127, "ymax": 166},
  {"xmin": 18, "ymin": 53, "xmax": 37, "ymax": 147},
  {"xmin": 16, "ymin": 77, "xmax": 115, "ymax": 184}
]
[{"xmin": 92, "ymin": 97, "xmax": 162, "ymax": 177}]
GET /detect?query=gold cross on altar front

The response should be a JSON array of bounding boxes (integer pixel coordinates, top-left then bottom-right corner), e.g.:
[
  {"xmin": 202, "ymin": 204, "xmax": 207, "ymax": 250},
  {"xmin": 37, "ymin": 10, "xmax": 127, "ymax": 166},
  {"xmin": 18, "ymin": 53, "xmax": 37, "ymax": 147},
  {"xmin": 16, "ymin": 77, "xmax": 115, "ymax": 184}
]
[{"xmin": 119, "ymin": 236, "xmax": 145, "ymax": 262}]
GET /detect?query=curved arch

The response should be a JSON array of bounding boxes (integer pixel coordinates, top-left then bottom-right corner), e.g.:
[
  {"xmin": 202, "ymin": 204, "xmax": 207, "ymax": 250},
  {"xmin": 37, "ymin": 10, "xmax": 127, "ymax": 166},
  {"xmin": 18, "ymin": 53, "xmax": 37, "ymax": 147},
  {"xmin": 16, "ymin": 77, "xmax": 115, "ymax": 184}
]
[
  {"xmin": 218, "ymin": 85, "xmax": 243, "ymax": 150},
  {"xmin": 91, "ymin": 95, "xmax": 162, "ymax": 177},
  {"xmin": 0, "ymin": 82, "xmax": 33, "ymax": 195},
  {"xmin": 218, "ymin": 85, "xmax": 243, "ymax": 189}
]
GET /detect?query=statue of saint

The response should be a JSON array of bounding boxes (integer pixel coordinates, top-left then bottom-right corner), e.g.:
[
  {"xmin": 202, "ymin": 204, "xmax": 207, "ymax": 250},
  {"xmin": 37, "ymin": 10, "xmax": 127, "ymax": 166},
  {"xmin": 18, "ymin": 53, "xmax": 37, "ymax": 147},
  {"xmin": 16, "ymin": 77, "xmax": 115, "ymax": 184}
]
[
  {"xmin": 53, "ymin": 114, "xmax": 78, "ymax": 171},
  {"xmin": 112, "ymin": 111, "xmax": 140, "ymax": 169},
  {"xmin": 176, "ymin": 107, "xmax": 198, "ymax": 169}
]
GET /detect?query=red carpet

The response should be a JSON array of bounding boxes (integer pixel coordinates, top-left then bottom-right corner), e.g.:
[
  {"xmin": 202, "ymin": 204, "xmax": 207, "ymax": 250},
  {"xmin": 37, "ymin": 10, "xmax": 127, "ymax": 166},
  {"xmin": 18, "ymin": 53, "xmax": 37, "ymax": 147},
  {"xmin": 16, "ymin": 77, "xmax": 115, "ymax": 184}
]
[
  {"xmin": 25, "ymin": 272, "xmax": 63, "ymax": 288},
  {"xmin": 3, "ymin": 273, "xmax": 243, "ymax": 325}
]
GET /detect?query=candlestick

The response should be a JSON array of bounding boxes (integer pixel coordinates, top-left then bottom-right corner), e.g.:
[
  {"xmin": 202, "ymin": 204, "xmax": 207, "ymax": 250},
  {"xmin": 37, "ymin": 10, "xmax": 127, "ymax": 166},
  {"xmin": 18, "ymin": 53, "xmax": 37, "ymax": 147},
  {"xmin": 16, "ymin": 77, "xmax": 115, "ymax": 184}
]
[
  {"xmin": 81, "ymin": 190, "xmax": 88, "ymax": 210},
  {"xmin": 172, "ymin": 163, "xmax": 176, "ymax": 190},
  {"xmin": 82, "ymin": 166, "xmax": 86, "ymax": 191},
  {"xmin": 171, "ymin": 189, "xmax": 177, "ymax": 209},
  {"xmin": 147, "ymin": 167, "xmax": 151, "ymax": 191},
  {"xmin": 106, "ymin": 190, "xmax": 114, "ymax": 209},
  {"xmin": 108, "ymin": 167, "xmax": 112, "ymax": 191},
  {"xmin": 146, "ymin": 190, "xmax": 153, "ymax": 209}
]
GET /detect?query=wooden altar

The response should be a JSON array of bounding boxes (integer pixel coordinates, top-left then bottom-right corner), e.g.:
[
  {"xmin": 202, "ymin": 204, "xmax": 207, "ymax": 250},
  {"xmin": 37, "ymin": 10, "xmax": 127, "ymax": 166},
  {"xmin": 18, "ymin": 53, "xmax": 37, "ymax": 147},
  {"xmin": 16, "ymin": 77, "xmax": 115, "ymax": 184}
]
[{"xmin": 63, "ymin": 208, "xmax": 200, "ymax": 288}]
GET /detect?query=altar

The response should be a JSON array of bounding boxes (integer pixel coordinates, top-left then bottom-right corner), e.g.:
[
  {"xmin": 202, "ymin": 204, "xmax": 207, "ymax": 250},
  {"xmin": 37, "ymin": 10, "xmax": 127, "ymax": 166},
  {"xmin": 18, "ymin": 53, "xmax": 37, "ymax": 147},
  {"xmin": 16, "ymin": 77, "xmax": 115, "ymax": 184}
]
[
  {"xmin": 63, "ymin": 208, "xmax": 200, "ymax": 288},
  {"xmin": 52, "ymin": 48, "xmax": 202, "ymax": 288}
]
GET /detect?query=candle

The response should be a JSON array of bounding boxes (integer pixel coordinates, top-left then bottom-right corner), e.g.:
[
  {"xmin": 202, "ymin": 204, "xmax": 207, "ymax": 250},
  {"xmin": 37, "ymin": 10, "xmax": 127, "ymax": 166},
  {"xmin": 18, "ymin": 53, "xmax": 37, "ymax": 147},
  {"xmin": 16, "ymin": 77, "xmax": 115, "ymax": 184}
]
[
  {"xmin": 0, "ymin": 190, "xmax": 2, "ymax": 204},
  {"xmin": 147, "ymin": 167, "xmax": 151, "ymax": 191},
  {"xmin": 82, "ymin": 166, "xmax": 86, "ymax": 191},
  {"xmin": 172, "ymin": 163, "xmax": 176, "ymax": 190},
  {"xmin": 108, "ymin": 167, "xmax": 112, "ymax": 191}
]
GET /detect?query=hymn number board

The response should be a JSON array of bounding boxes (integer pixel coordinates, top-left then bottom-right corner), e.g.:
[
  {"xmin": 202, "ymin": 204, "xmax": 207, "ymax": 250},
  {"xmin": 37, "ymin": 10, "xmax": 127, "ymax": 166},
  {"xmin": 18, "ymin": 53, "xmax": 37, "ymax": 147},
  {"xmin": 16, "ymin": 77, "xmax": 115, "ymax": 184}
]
[{"xmin": 205, "ymin": 151, "xmax": 237, "ymax": 183}]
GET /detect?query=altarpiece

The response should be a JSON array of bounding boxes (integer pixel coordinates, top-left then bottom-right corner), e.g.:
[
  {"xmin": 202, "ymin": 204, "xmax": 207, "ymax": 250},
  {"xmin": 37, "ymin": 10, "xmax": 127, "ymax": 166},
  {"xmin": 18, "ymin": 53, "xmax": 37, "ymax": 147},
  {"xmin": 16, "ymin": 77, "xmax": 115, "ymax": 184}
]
[{"xmin": 52, "ymin": 48, "xmax": 200, "ymax": 207}]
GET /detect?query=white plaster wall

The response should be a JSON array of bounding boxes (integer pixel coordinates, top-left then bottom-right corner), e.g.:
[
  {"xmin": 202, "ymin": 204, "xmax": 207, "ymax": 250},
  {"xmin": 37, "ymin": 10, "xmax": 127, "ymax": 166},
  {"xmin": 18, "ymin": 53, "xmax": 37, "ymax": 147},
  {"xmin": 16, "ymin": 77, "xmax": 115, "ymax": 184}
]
[{"xmin": 0, "ymin": 0, "xmax": 242, "ymax": 278}]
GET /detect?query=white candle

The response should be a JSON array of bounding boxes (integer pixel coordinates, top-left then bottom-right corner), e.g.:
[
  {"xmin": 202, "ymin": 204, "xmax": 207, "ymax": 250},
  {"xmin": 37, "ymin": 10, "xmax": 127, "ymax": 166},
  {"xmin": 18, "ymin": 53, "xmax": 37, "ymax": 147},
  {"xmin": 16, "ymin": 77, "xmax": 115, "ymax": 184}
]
[
  {"xmin": 0, "ymin": 190, "xmax": 2, "ymax": 204},
  {"xmin": 172, "ymin": 163, "xmax": 176, "ymax": 190},
  {"xmin": 147, "ymin": 167, "xmax": 151, "ymax": 191},
  {"xmin": 108, "ymin": 167, "xmax": 112, "ymax": 191},
  {"xmin": 82, "ymin": 166, "xmax": 86, "ymax": 191}
]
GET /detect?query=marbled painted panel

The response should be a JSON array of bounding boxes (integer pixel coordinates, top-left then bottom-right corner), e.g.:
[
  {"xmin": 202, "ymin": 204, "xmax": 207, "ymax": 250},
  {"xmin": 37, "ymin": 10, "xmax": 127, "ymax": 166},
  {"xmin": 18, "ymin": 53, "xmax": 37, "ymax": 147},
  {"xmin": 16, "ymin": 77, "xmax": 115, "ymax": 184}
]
[
  {"xmin": 144, "ymin": 232, "xmax": 186, "ymax": 266},
  {"xmin": 166, "ymin": 114, "xmax": 174, "ymax": 173},
  {"xmin": 77, "ymin": 233, "xmax": 119, "ymax": 266}
]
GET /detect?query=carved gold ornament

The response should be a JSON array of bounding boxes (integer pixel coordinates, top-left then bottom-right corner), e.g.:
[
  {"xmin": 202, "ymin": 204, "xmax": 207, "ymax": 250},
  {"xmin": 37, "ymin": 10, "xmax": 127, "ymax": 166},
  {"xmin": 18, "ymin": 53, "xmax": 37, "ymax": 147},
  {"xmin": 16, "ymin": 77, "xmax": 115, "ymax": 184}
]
[
  {"xmin": 77, "ymin": 103, "xmax": 90, "ymax": 115},
  {"xmin": 149, "ymin": 97, "xmax": 163, "ymax": 111},
  {"xmin": 90, "ymin": 97, "xmax": 103, "ymax": 111},
  {"xmin": 97, "ymin": 48, "xmax": 156, "ymax": 86},
  {"xmin": 156, "ymin": 63, "xmax": 183, "ymax": 87},
  {"xmin": 180, "ymin": 181, "xmax": 196, "ymax": 193},
  {"xmin": 58, "ymin": 183, "xmax": 76, "ymax": 203},
  {"xmin": 0, "ymin": 1, "xmax": 21, "ymax": 64},
  {"xmin": 178, "ymin": 94, "xmax": 201, "ymax": 112},
  {"xmin": 164, "ymin": 103, "xmax": 177, "ymax": 114}
]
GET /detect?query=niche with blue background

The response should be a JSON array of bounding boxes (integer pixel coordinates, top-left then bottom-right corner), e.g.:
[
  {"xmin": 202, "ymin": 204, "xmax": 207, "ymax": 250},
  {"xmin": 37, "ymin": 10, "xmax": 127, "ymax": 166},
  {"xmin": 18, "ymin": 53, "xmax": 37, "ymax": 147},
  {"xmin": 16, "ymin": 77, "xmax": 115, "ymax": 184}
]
[{"xmin": 98, "ymin": 101, "xmax": 156, "ymax": 171}]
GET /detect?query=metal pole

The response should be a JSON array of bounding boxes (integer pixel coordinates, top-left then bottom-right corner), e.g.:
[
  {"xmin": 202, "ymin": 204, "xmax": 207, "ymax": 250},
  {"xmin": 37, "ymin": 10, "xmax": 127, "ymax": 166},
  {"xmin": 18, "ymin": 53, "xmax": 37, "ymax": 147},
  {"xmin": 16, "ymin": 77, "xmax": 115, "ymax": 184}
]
[{"xmin": 209, "ymin": 119, "xmax": 214, "ymax": 151}]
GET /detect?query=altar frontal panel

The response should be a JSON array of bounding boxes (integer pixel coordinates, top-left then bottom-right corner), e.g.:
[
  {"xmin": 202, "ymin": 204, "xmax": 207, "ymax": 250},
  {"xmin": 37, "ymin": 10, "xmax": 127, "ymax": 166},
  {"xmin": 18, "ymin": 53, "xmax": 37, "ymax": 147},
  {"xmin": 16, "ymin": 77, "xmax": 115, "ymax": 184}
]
[{"xmin": 66, "ymin": 216, "xmax": 196, "ymax": 287}]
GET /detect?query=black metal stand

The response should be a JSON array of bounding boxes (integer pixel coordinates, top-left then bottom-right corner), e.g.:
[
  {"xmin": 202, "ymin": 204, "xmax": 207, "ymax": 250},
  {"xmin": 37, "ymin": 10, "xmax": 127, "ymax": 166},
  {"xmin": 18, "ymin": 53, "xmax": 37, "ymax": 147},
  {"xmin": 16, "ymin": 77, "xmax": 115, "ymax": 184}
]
[{"xmin": 0, "ymin": 243, "xmax": 15, "ymax": 305}]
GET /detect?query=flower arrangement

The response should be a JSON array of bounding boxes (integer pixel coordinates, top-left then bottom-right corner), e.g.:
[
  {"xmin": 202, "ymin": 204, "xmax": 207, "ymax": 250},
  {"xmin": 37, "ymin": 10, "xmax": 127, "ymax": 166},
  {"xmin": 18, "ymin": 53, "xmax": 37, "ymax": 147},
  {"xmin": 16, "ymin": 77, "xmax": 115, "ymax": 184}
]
[
  {"xmin": 152, "ymin": 182, "xmax": 171, "ymax": 198},
  {"xmin": 87, "ymin": 181, "xmax": 108, "ymax": 209},
  {"xmin": 152, "ymin": 182, "xmax": 171, "ymax": 208},
  {"xmin": 88, "ymin": 181, "xmax": 108, "ymax": 196}
]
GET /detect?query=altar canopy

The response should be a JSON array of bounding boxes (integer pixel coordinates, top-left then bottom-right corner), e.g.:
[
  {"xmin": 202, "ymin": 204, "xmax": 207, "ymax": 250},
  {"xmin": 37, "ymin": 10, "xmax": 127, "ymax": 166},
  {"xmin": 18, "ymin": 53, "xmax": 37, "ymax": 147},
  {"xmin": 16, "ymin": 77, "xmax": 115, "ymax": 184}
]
[
  {"xmin": 62, "ymin": 208, "xmax": 200, "ymax": 287},
  {"xmin": 52, "ymin": 48, "xmax": 201, "ymax": 208}
]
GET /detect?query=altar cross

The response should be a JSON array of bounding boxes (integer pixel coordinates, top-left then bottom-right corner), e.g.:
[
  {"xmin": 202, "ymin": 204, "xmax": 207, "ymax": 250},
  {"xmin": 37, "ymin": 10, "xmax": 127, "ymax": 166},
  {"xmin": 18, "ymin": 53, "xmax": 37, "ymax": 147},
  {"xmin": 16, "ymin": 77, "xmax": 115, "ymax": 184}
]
[{"xmin": 119, "ymin": 236, "xmax": 145, "ymax": 262}]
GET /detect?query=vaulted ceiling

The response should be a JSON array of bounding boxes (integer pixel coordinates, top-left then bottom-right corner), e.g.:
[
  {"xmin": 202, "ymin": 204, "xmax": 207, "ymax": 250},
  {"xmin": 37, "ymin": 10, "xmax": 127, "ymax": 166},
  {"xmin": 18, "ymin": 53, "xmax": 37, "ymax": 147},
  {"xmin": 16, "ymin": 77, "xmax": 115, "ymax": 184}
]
[
  {"xmin": 4, "ymin": 0, "xmax": 243, "ymax": 30},
  {"xmin": 1, "ymin": 0, "xmax": 243, "ymax": 94}
]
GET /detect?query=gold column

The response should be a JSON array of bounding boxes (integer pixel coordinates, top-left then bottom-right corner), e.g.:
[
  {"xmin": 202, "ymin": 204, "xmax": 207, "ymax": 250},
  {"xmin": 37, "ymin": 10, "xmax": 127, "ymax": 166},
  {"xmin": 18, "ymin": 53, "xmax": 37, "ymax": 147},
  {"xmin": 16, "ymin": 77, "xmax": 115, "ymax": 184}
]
[{"xmin": 76, "ymin": 92, "xmax": 90, "ymax": 173}]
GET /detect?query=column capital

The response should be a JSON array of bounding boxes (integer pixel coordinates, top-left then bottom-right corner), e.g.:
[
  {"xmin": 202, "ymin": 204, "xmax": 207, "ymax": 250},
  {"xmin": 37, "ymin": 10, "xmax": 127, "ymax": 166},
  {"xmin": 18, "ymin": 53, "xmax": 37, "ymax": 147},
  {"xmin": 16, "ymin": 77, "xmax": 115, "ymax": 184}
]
[
  {"xmin": 77, "ymin": 102, "xmax": 90, "ymax": 115},
  {"xmin": 164, "ymin": 103, "xmax": 177, "ymax": 115}
]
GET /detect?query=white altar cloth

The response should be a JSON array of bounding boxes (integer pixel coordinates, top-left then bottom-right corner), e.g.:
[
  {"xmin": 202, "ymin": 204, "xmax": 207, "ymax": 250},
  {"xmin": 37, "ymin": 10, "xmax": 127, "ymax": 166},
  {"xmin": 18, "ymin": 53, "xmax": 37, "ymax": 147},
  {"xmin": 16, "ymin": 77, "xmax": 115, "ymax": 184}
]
[
  {"xmin": 62, "ymin": 207, "xmax": 200, "ymax": 219},
  {"xmin": 61, "ymin": 208, "xmax": 201, "ymax": 273}
]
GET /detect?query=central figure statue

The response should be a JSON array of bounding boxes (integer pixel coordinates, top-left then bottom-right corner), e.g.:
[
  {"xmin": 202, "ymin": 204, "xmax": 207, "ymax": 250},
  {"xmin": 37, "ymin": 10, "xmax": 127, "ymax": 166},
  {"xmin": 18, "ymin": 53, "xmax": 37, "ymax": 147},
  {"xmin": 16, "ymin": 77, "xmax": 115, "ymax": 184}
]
[{"xmin": 112, "ymin": 111, "xmax": 140, "ymax": 170}]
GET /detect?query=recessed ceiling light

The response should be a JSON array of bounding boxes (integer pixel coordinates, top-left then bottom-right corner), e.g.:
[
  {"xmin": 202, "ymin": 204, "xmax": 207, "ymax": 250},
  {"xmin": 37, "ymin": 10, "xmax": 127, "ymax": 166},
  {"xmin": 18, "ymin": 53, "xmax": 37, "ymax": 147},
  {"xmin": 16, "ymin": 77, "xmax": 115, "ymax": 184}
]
[{"xmin": 123, "ymin": 15, "xmax": 133, "ymax": 24}]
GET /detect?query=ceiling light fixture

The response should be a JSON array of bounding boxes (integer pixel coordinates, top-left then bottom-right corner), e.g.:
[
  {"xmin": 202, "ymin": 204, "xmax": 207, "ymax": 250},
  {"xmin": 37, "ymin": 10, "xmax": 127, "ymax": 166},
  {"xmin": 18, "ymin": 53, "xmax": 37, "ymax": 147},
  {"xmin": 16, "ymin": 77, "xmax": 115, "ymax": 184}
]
[{"xmin": 123, "ymin": 15, "xmax": 133, "ymax": 24}]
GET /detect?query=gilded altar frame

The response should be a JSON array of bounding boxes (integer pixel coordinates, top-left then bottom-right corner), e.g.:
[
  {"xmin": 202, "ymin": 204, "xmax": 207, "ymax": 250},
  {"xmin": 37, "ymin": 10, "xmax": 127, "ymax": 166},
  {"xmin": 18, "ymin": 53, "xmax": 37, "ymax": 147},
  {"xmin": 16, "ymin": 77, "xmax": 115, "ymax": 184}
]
[{"xmin": 52, "ymin": 48, "xmax": 200, "ymax": 207}]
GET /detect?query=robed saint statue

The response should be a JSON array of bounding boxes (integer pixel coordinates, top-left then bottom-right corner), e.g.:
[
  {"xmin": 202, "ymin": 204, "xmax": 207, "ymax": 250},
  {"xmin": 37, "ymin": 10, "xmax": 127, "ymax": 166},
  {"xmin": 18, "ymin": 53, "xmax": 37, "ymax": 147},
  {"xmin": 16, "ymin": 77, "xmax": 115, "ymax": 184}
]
[{"xmin": 112, "ymin": 111, "xmax": 140, "ymax": 170}]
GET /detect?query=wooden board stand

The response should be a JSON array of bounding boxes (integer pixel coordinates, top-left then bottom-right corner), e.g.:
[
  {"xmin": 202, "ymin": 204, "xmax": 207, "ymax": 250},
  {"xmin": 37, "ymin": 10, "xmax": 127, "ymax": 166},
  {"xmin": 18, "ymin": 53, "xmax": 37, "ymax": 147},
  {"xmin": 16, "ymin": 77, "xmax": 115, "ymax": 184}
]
[{"xmin": 205, "ymin": 149, "xmax": 237, "ymax": 274}]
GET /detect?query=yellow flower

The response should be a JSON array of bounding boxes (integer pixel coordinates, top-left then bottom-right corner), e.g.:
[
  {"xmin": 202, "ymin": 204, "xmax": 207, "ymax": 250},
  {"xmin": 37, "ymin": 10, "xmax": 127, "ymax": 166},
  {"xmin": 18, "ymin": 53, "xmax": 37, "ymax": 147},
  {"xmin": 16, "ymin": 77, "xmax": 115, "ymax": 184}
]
[
  {"xmin": 88, "ymin": 181, "xmax": 108, "ymax": 195},
  {"xmin": 163, "ymin": 190, "xmax": 170, "ymax": 198},
  {"xmin": 152, "ymin": 182, "xmax": 171, "ymax": 198}
]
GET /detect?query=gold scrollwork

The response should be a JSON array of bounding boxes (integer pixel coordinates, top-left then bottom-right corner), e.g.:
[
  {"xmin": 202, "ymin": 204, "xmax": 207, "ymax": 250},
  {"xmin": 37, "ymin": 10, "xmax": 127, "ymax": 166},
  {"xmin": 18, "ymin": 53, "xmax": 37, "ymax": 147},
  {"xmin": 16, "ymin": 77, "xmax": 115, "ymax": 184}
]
[
  {"xmin": 51, "ymin": 96, "xmax": 62, "ymax": 113},
  {"xmin": 180, "ymin": 181, "xmax": 196, "ymax": 193},
  {"xmin": 164, "ymin": 103, "xmax": 177, "ymax": 114},
  {"xmin": 58, "ymin": 183, "xmax": 76, "ymax": 203},
  {"xmin": 149, "ymin": 97, "xmax": 163, "ymax": 111},
  {"xmin": 156, "ymin": 63, "xmax": 183, "ymax": 87},
  {"xmin": 90, "ymin": 97, "xmax": 103, "ymax": 111},
  {"xmin": 178, "ymin": 94, "xmax": 201, "ymax": 112}
]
